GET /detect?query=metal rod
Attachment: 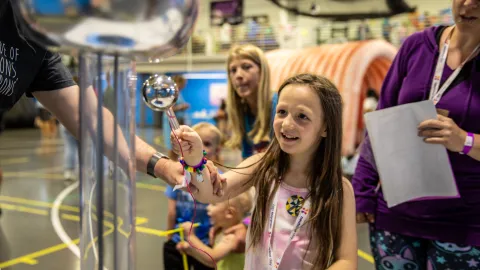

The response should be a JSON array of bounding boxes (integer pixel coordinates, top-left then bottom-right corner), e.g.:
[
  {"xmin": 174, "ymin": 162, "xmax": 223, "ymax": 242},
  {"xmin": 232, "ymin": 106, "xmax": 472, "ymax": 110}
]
[
  {"xmin": 128, "ymin": 59, "xmax": 137, "ymax": 270},
  {"xmin": 112, "ymin": 53, "xmax": 119, "ymax": 270},
  {"xmin": 96, "ymin": 52, "xmax": 105, "ymax": 270},
  {"xmin": 78, "ymin": 51, "xmax": 85, "ymax": 236}
]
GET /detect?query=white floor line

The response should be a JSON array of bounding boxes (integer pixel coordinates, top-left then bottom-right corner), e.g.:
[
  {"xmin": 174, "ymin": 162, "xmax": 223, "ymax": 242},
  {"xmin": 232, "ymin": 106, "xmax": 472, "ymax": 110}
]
[
  {"xmin": 88, "ymin": 180, "xmax": 100, "ymax": 263},
  {"xmin": 51, "ymin": 178, "xmax": 109, "ymax": 270},
  {"xmin": 51, "ymin": 181, "xmax": 81, "ymax": 258}
]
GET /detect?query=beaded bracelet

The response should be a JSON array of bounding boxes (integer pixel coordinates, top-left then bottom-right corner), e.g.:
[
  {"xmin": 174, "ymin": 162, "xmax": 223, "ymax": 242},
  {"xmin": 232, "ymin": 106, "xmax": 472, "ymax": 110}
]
[{"xmin": 179, "ymin": 150, "xmax": 207, "ymax": 174}]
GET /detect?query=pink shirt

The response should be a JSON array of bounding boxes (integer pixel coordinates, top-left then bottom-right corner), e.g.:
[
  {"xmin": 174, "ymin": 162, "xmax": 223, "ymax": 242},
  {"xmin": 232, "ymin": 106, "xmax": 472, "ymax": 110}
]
[{"xmin": 244, "ymin": 182, "xmax": 316, "ymax": 270}]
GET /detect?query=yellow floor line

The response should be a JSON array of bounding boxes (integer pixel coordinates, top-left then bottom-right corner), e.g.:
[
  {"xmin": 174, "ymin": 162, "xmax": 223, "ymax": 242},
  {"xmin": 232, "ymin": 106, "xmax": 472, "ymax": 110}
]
[
  {"xmin": 135, "ymin": 182, "xmax": 166, "ymax": 192},
  {"xmin": 0, "ymin": 203, "xmax": 49, "ymax": 216},
  {"xmin": 0, "ymin": 197, "xmax": 376, "ymax": 266},
  {"xmin": 0, "ymin": 157, "xmax": 30, "ymax": 165},
  {"xmin": 0, "ymin": 239, "xmax": 81, "ymax": 268},
  {"xmin": 0, "ymin": 196, "xmax": 80, "ymax": 212},
  {"xmin": 357, "ymin": 249, "xmax": 374, "ymax": 264}
]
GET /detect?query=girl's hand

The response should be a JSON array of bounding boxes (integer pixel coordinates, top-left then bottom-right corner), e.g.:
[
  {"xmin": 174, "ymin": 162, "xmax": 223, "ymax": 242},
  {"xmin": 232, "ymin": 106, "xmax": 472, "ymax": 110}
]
[
  {"xmin": 418, "ymin": 114, "xmax": 467, "ymax": 153},
  {"xmin": 356, "ymin": 213, "xmax": 375, "ymax": 224},
  {"xmin": 170, "ymin": 125, "xmax": 204, "ymax": 165}
]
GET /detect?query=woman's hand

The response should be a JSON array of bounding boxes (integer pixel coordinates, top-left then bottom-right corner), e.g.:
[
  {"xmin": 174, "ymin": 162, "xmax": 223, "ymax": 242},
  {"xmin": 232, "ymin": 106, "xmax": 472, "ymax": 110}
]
[{"xmin": 418, "ymin": 114, "xmax": 467, "ymax": 152}]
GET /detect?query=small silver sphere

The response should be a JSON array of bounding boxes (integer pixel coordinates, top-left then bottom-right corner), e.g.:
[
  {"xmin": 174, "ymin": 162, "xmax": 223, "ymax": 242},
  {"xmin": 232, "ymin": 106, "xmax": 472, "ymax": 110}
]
[
  {"xmin": 142, "ymin": 75, "xmax": 178, "ymax": 112},
  {"xmin": 16, "ymin": 0, "xmax": 199, "ymax": 61}
]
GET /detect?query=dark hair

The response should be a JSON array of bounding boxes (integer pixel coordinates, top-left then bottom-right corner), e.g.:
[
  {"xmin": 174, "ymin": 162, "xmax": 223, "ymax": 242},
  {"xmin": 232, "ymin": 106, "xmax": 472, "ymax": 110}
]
[{"xmin": 247, "ymin": 73, "xmax": 344, "ymax": 269}]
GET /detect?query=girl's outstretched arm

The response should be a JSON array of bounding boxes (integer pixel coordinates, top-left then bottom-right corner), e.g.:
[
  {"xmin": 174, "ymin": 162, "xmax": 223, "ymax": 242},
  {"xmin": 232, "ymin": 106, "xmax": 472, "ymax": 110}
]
[
  {"xmin": 191, "ymin": 152, "xmax": 263, "ymax": 204},
  {"xmin": 328, "ymin": 178, "xmax": 358, "ymax": 269},
  {"xmin": 171, "ymin": 125, "xmax": 262, "ymax": 204}
]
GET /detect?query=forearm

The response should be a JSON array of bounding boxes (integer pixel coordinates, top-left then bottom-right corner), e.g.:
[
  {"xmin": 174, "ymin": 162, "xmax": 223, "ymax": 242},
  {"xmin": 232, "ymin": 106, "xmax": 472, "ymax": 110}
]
[
  {"xmin": 185, "ymin": 235, "xmax": 217, "ymax": 267},
  {"xmin": 167, "ymin": 214, "xmax": 176, "ymax": 230},
  {"xmin": 467, "ymin": 133, "xmax": 480, "ymax": 161},
  {"xmin": 86, "ymin": 106, "xmax": 157, "ymax": 175}
]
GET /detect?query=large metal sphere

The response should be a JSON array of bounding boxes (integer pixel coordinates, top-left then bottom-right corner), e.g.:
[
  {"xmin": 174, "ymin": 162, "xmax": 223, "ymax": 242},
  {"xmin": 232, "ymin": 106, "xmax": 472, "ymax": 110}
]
[
  {"xmin": 141, "ymin": 75, "xmax": 178, "ymax": 112},
  {"xmin": 16, "ymin": 0, "xmax": 198, "ymax": 61}
]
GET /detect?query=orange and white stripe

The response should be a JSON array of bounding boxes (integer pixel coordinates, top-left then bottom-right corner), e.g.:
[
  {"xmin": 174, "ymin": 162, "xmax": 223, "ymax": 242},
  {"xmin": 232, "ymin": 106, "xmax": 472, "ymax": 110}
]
[{"xmin": 266, "ymin": 40, "xmax": 398, "ymax": 155}]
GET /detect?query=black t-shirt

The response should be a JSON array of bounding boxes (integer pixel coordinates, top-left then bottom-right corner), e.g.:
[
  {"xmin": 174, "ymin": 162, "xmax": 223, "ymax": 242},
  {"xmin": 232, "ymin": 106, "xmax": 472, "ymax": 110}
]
[{"xmin": 0, "ymin": 0, "xmax": 76, "ymax": 112}]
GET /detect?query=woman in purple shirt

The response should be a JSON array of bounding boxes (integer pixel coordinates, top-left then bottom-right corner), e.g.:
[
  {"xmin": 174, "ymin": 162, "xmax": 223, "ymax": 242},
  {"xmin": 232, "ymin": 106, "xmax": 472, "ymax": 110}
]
[{"xmin": 353, "ymin": 1, "xmax": 480, "ymax": 269}]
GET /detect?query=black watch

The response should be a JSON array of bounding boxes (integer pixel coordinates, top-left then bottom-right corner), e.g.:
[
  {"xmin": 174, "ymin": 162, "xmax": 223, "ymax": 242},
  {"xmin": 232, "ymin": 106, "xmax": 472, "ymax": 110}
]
[{"xmin": 147, "ymin": 152, "xmax": 169, "ymax": 178}]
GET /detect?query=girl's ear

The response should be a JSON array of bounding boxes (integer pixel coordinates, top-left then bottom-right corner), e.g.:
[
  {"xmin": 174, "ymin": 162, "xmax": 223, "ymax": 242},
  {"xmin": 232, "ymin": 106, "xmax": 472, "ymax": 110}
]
[
  {"xmin": 320, "ymin": 127, "xmax": 327, "ymax": 138},
  {"xmin": 225, "ymin": 207, "xmax": 236, "ymax": 220}
]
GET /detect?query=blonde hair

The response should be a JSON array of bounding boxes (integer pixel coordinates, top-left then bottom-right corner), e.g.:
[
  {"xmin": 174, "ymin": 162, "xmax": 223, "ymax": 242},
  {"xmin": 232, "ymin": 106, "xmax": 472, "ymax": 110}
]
[
  {"xmin": 228, "ymin": 190, "xmax": 253, "ymax": 221},
  {"xmin": 192, "ymin": 122, "xmax": 223, "ymax": 146},
  {"xmin": 225, "ymin": 44, "xmax": 273, "ymax": 149}
]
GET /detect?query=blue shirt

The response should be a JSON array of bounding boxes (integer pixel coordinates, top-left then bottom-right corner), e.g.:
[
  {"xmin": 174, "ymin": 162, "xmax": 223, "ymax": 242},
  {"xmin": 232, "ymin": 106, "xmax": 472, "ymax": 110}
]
[
  {"xmin": 165, "ymin": 185, "xmax": 211, "ymax": 245},
  {"xmin": 241, "ymin": 92, "xmax": 278, "ymax": 159}
]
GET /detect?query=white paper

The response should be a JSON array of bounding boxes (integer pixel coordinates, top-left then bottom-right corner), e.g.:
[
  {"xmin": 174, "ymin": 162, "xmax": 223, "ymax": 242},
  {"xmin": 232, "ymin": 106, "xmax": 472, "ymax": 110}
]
[
  {"xmin": 364, "ymin": 100, "xmax": 459, "ymax": 208},
  {"xmin": 173, "ymin": 171, "xmax": 191, "ymax": 191}
]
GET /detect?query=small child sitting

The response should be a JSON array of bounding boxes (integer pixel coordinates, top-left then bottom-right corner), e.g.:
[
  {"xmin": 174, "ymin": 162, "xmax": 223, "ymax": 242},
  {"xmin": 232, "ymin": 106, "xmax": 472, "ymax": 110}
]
[
  {"xmin": 163, "ymin": 122, "xmax": 223, "ymax": 270},
  {"xmin": 176, "ymin": 191, "xmax": 253, "ymax": 270}
]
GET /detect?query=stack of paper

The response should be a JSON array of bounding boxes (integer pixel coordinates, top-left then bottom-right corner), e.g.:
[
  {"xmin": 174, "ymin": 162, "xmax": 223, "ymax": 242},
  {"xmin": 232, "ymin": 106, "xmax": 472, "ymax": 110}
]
[{"xmin": 364, "ymin": 100, "xmax": 459, "ymax": 208}]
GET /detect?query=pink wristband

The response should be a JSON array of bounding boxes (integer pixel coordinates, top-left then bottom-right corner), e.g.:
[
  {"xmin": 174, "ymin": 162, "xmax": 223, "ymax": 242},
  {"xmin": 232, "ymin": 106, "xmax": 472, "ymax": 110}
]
[{"xmin": 460, "ymin": 132, "xmax": 474, "ymax": 155}]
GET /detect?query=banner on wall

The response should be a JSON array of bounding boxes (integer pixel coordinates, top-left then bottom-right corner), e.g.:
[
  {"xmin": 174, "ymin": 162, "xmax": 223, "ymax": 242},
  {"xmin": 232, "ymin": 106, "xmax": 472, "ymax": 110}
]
[
  {"xmin": 136, "ymin": 72, "xmax": 228, "ymax": 127},
  {"xmin": 183, "ymin": 73, "xmax": 228, "ymax": 126}
]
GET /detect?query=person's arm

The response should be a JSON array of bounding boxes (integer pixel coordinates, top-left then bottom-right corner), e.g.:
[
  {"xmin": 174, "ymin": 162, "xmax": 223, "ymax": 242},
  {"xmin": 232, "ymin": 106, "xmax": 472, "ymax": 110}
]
[
  {"xmin": 177, "ymin": 225, "xmax": 237, "ymax": 268},
  {"xmin": 171, "ymin": 126, "xmax": 262, "ymax": 204},
  {"xmin": 222, "ymin": 221, "xmax": 247, "ymax": 253},
  {"xmin": 187, "ymin": 152, "xmax": 262, "ymax": 204},
  {"xmin": 418, "ymin": 115, "xmax": 480, "ymax": 162},
  {"xmin": 33, "ymin": 85, "xmax": 184, "ymax": 186},
  {"xmin": 166, "ymin": 199, "xmax": 177, "ymax": 240},
  {"xmin": 327, "ymin": 179, "xmax": 358, "ymax": 269},
  {"xmin": 28, "ymin": 49, "xmax": 197, "ymax": 188},
  {"xmin": 468, "ymin": 134, "xmax": 480, "ymax": 161},
  {"xmin": 352, "ymin": 35, "xmax": 413, "ymax": 221},
  {"xmin": 165, "ymin": 186, "xmax": 177, "ymax": 240}
]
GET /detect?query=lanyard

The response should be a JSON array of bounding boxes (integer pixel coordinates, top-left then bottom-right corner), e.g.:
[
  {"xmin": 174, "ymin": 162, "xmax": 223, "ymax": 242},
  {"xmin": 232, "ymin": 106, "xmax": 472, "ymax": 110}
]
[
  {"xmin": 267, "ymin": 186, "xmax": 311, "ymax": 270},
  {"xmin": 429, "ymin": 26, "xmax": 480, "ymax": 105}
]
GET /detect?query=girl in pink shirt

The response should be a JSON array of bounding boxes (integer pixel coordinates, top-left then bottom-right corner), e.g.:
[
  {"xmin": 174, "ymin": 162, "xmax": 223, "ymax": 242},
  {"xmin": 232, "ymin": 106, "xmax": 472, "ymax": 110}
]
[{"xmin": 173, "ymin": 74, "xmax": 357, "ymax": 269}]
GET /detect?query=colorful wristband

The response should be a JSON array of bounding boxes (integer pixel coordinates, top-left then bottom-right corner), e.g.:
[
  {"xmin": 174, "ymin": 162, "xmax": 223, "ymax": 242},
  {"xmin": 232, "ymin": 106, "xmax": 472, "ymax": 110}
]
[{"xmin": 179, "ymin": 150, "xmax": 207, "ymax": 174}]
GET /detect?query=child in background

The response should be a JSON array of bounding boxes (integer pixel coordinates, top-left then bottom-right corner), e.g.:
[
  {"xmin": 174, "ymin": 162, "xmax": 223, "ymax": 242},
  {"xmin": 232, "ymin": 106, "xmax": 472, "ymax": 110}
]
[
  {"xmin": 163, "ymin": 122, "xmax": 223, "ymax": 270},
  {"xmin": 176, "ymin": 191, "xmax": 252, "ymax": 270},
  {"xmin": 172, "ymin": 74, "xmax": 357, "ymax": 269}
]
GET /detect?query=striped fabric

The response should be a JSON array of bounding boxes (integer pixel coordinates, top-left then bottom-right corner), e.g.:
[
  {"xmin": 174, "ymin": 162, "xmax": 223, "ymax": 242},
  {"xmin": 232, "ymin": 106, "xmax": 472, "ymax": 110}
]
[{"xmin": 266, "ymin": 40, "xmax": 398, "ymax": 155}]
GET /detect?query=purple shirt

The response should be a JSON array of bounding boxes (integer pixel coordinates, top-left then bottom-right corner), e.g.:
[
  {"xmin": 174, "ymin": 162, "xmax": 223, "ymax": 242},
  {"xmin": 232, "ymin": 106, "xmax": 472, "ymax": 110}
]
[{"xmin": 352, "ymin": 26, "xmax": 480, "ymax": 246}]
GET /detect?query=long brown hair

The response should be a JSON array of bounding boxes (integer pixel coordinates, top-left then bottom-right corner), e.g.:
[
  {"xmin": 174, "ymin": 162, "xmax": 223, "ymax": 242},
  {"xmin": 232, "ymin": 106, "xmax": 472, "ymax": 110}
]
[
  {"xmin": 225, "ymin": 44, "xmax": 273, "ymax": 149},
  {"xmin": 247, "ymin": 74, "xmax": 344, "ymax": 269}
]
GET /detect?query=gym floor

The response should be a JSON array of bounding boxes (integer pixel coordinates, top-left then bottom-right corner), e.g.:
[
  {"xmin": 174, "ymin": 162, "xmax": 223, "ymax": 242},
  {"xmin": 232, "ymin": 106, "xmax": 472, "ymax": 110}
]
[{"xmin": 0, "ymin": 128, "xmax": 374, "ymax": 270}]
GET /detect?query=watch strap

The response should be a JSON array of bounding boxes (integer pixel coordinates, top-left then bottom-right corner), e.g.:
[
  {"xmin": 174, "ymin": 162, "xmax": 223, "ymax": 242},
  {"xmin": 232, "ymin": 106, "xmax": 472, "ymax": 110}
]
[{"xmin": 147, "ymin": 152, "xmax": 169, "ymax": 178}]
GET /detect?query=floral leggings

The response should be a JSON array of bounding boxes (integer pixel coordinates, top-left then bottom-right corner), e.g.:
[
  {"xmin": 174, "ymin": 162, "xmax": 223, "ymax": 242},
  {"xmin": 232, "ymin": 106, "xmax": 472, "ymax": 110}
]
[{"xmin": 370, "ymin": 226, "xmax": 480, "ymax": 270}]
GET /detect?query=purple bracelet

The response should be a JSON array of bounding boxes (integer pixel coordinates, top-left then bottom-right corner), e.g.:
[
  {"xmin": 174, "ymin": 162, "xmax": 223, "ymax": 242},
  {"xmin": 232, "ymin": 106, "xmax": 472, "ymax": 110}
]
[{"xmin": 461, "ymin": 132, "xmax": 474, "ymax": 155}]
